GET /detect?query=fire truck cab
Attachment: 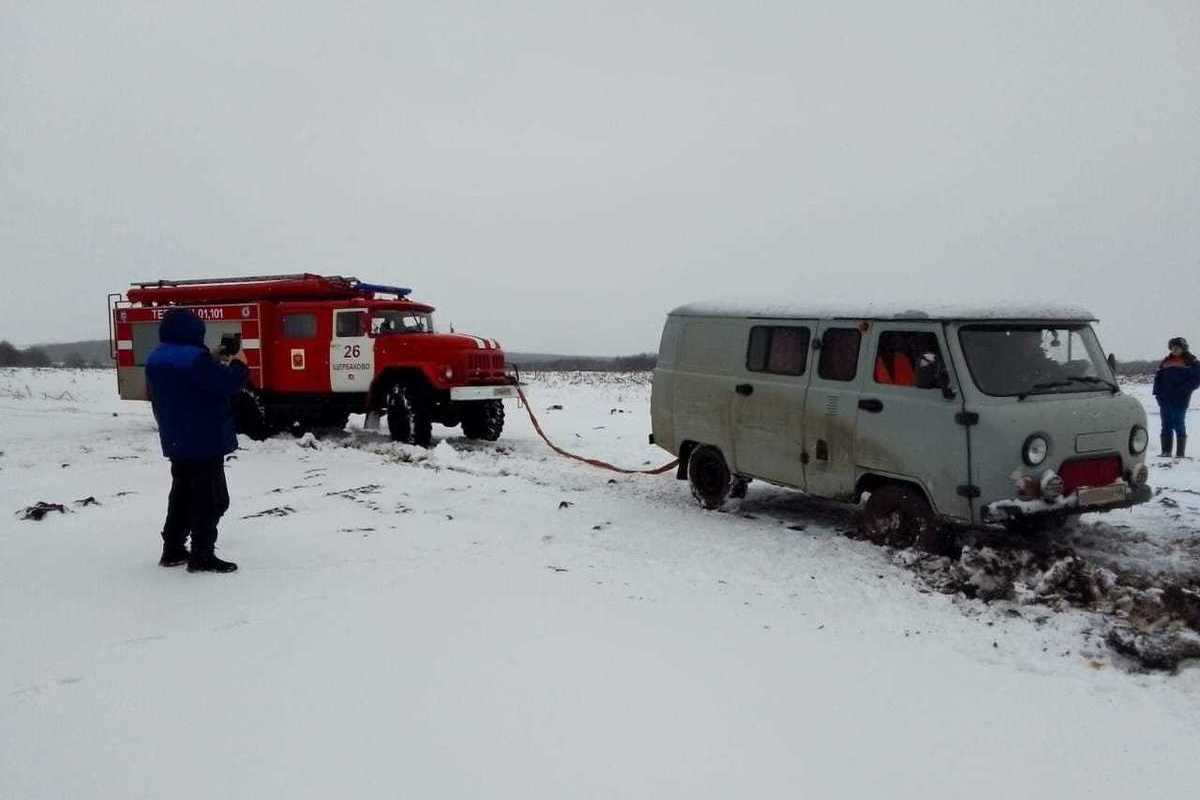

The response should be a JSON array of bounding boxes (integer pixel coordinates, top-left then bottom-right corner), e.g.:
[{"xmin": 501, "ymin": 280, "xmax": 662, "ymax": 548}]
[{"xmin": 109, "ymin": 274, "xmax": 517, "ymax": 445}]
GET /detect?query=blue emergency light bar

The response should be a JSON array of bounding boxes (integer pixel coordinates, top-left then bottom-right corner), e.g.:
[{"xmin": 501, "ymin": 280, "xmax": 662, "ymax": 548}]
[{"xmin": 355, "ymin": 282, "xmax": 412, "ymax": 298}]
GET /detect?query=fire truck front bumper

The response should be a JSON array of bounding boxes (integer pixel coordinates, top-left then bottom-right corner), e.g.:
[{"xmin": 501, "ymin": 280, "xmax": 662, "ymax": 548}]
[{"xmin": 450, "ymin": 385, "xmax": 519, "ymax": 402}]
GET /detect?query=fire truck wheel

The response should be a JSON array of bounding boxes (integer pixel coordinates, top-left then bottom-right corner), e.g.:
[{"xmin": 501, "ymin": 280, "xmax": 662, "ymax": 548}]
[
  {"xmin": 386, "ymin": 384, "xmax": 433, "ymax": 447},
  {"xmin": 315, "ymin": 409, "xmax": 350, "ymax": 433},
  {"xmin": 687, "ymin": 445, "xmax": 732, "ymax": 510},
  {"xmin": 460, "ymin": 400, "xmax": 505, "ymax": 441},
  {"xmin": 233, "ymin": 389, "xmax": 275, "ymax": 441}
]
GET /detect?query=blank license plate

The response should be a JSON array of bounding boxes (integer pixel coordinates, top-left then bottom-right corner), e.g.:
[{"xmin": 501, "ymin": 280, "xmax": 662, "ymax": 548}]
[{"xmin": 1077, "ymin": 484, "xmax": 1127, "ymax": 507}]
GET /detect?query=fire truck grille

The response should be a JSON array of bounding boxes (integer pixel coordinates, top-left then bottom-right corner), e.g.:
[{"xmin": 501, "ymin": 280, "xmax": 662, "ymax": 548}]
[
  {"xmin": 1059, "ymin": 455, "xmax": 1123, "ymax": 496},
  {"xmin": 466, "ymin": 353, "xmax": 505, "ymax": 380}
]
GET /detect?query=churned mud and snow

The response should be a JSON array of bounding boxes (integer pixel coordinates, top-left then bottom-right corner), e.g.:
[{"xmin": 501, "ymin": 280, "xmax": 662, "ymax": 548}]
[{"xmin": 2, "ymin": 367, "xmax": 1199, "ymax": 798}]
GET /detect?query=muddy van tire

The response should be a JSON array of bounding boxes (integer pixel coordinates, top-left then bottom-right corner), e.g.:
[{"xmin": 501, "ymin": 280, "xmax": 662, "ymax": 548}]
[
  {"xmin": 860, "ymin": 484, "xmax": 943, "ymax": 552},
  {"xmin": 461, "ymin": 400, "xmax": 505, "ymax": 441},
  {"xmin": 688, "ymin": 445, "xmax": 732, "ymax": 510},
  {"xmin": 386, "ymin": 384, "xmax": 433, "ymax": 447}
]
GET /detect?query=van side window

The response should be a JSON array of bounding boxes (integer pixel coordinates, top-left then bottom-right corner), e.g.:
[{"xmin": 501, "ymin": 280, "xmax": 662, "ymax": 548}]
[
  {"xmin": 874, "ymin": 331, "xmax": 942, "ymax": 388},
  {"xmin": 282, "ymin": 313, "xmax": 317, "ymax": 339},
  {"xmin": 817, "ymin": 328, "xmax": 861, "ymax": 382},
  {"xmin": 746, "ymin": 326, "xmax": 810, "ymax": 375}
]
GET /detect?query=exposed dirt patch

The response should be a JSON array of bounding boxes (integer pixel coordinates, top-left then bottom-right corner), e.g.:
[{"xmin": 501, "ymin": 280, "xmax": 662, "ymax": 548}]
[
  {"xmin": 17, "ymin": 501, "xmax": 68, "ymax": 521},
  {"xmin": 889, "ymin": 530, "xmax": 1200, "ymax": 673}
]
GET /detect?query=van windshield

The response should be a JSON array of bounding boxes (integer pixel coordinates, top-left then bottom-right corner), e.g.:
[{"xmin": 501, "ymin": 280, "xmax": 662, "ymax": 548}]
[
  {"xmin": 372, "ymin": 311, "xmax": 432, "ymax": 335},
  {"xmin": 959, "ymin": 324, "xmax": 1115, "ymax": 398}
]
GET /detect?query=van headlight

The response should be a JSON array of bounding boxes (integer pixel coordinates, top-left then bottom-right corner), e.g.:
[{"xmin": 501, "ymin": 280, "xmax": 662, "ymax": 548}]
[
  {"xmin": 1023, "ymin": 434, "xmax": 1049, "ymax": 466},
  {"xmin": 1129, "ymin": 425, "xmax": 1148, "ymax": 455}
]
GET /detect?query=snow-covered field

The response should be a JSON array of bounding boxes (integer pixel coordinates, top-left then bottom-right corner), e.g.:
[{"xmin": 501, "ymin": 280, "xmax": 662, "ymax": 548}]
[{"xmin": 2, "ymin": 367, "xmax": 1199, "ymax": 799}]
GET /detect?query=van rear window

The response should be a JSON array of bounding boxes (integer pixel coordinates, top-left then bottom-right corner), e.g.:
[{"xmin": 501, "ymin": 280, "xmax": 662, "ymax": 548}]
[
  {"xmin": 747, "ymin": 326, "xmax": 810, "ymax": 375},
  {"xmin": 817, "ymin": 328, "xmax": 861, "ymax": 382}
]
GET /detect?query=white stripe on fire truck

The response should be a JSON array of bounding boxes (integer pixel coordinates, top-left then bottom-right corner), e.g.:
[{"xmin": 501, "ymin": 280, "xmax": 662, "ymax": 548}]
[{"xmin": 117, "ymin": 340, "xmax": 133, "ymax": 350}]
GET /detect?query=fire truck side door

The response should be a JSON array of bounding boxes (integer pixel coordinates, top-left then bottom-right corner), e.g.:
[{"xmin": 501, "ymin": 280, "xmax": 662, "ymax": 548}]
[
  {"xmin": 275, "ymin": 304, "xmax": 328, "ymax": 393},
  {"xmin": 330, "ymin": 309, "xmax": 373, "ymax": 392}
]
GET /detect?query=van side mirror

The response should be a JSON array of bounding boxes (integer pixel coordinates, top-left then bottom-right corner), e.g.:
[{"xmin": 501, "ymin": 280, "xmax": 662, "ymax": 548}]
[{"xmin": 1107, "ymin": 353, "xmax": 1117, "ymax": 373}]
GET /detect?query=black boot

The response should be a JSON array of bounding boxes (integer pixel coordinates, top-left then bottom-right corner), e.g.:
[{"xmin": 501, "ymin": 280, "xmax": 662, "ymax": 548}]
[
  {"xmin": 1161, "ymin": 432, "xmax": 1174, "ymax": 457},
  {"xmin": 1178, "ymin": 435, "xmax": 1188, "ymax": 458},
  {"xmin": 187, "ymin": 552, "xmax": 238, "ymax": 573},
  {"xmin": 159, "ymin": 543, "xmax": 189, "ymax": 567}
]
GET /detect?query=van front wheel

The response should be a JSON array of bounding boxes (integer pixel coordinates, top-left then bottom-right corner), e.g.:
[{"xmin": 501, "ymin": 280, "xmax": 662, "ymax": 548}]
[
  {"xmin": 688, "ymin": 445, "xmax": 732, "ymax": 510},
  {"xmin": 860, "ymin": 485, "xmax": 943, "ymax": 552}
]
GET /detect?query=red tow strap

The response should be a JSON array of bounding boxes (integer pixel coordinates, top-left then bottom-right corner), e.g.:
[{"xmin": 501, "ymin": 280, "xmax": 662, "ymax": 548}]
[{"xmin": 514, "ymin": 385, "xmax": 680, "ymax": 476}]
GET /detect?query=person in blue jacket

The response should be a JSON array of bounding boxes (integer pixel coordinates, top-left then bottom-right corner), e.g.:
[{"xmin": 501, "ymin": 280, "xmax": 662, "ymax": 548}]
[
  {"xmin": 1153, "ymin": 336, "xmax": 1200, "ymax": 458},
  {"xmin": 145, "ymin": 308, "xmax": 249, "ymax": 572}
]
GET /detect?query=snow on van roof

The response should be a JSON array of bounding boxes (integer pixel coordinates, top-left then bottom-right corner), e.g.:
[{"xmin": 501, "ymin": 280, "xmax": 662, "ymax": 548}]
[{"xmin": 670, "ymin": 299, "xmax": 1097, "ymax": 322}]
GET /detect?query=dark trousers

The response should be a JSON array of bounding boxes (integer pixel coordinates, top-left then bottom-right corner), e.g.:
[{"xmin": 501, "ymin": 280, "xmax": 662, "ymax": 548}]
[
  {"xmin": 162, "ymin": 458, "xmax": 230, "ymax": 558},
  {"xmin": 1160, "ymin": 403, "xmax": 1188, "ymax": 438}
]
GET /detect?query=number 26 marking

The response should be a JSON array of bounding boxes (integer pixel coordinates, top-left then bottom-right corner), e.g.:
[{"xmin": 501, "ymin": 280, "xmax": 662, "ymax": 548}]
[{"xmin": 343, "ymin": 345, "xmax": 361, "ymax": 358}]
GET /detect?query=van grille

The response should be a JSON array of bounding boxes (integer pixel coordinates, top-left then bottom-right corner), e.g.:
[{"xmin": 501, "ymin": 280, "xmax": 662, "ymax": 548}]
[{"xmin": 1059, "ymin": 456, "xmax": 1122, "ymax": 496}]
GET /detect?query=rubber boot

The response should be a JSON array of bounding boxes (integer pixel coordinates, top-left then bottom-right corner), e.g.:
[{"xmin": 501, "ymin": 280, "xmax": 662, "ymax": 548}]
[
  {"xmin": 1178, "ymin": 435, "xmax": 1188, "ymax": 458},
  {"xmin": 187, "ymin": 552, "xmax": 238, "ymax": 573},
  {"xmin": 159, "ymin": 542, "xmax": 189, "ymax": 567},
  {"xmin": 1160, "ymin": 432, "xmax": 1174, "ymax": 457}
]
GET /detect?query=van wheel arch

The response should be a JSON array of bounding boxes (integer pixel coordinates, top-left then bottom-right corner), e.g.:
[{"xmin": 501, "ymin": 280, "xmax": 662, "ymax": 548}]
[
  {"xmin": 676, "ymin": 440, "xmax": 698, "ymax": 480},
  {"xmin": 854, "ymin": 474, "xmax": 934, "ymax": 510},
  {"xmin": 857, "ymin": 477, "xmax": 954, "ymax": 555}
]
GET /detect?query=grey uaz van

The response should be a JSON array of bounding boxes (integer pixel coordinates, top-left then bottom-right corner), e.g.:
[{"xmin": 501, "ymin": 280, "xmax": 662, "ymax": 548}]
[{"xmin": 650, "ymin": 302, "xmax": 1152, "ymax": 544}]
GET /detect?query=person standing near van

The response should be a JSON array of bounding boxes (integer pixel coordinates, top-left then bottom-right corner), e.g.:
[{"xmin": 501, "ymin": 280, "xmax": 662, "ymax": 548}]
[
  {"xmin": 145, "ymin": 308, "xmax": 249, "ymax": 572},
  {"xmin": 1153, "ymin": 337, "xmax": 1200, "ymax": 457}
]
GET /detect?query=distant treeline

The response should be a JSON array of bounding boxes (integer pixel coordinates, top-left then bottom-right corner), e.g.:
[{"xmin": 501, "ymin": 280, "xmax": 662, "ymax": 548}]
[
  {"xmin": 1114, "ymin": 359, "xmax": 1163, "ymax": 377},
  {"xmin": 0, "ymin": 340, "xmax": 106, "ymax": 368},
  {"xmin": 511, "ymin": 353, "xmax": 658, "ymax": 372}
]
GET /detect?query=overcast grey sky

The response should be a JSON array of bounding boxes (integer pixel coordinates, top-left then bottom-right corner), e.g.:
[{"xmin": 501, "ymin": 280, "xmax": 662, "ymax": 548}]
[{"xmin": 2, "ymin": 1, "xmax": 1197, "ymax": 357}]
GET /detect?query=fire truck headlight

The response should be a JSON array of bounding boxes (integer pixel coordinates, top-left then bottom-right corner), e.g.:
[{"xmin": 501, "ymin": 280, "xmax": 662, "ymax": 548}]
[{"xmin": 443, "ymin": 366, "xmax": 454, "ymax": 380}]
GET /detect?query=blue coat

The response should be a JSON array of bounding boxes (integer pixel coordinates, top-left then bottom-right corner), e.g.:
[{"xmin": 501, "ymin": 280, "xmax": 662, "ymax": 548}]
[
  {"xmin": 146, "ymin": 310, "xmax": 249, "ymax": 461},
  {"xmin": 1153, "ymin": 357, "xmax": 1200, "ymax": 409}
]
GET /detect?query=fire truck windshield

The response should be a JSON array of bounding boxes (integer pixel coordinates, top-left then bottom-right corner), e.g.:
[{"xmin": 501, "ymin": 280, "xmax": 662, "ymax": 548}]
[{"xmin": 372, "ymin": 311, "xmax": 432, "ymax": 335}]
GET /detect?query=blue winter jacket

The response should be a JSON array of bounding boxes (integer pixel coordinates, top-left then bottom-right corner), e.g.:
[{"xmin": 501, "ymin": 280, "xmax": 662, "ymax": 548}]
[
  {"xmin": 1152, "ymin": 357, "xmax": 1200, "ymax": 408},
  {"xmin": 145, "ymin": 309, "xmax": 249, "ymax": 461}
]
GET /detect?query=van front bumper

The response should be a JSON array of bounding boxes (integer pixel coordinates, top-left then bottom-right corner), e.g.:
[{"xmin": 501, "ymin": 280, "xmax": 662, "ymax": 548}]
[{"xmin": 981, "ymin": 483, "xmax": 1153, "ymax": 523}]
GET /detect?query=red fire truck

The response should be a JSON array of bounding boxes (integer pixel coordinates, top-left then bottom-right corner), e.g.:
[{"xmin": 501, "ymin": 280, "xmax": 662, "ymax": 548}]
[{"xmin": 109, "ymin": 274, "xmax": 517, "ymax": 445}]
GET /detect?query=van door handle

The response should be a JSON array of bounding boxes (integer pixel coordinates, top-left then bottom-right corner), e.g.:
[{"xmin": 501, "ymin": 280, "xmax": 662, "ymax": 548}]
[
  {"xmin": 858, "ymin": 398, "xmax": 884, "ymax": 413},
  {"xmin": 735, "ymin": 383, "xmax": 754, "ymax": 396}
]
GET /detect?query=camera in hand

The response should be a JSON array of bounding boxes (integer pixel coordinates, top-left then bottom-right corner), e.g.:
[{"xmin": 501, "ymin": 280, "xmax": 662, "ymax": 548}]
[{"xmin": 218, "ymin": 333, "xmax": 242, "ymax": 357}]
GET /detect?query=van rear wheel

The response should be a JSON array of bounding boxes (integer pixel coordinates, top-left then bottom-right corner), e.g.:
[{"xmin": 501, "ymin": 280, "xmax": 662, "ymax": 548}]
[
  {"xmin": 860, "ymin": 484, "xmax": 944, "ymax": 552},
  {"xmin": 688, "ymin": 445, "xmax": 732, "ymax": 510}
]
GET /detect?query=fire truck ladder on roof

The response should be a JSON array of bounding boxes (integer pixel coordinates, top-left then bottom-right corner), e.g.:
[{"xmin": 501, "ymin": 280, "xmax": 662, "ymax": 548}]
[
  {"xmin": 130, "ymin": 274, "xmax": 411, "ymax": 298},
  {"xmin": 131, "ymin": 274, "xmax": 348, "ymax": 288}
]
